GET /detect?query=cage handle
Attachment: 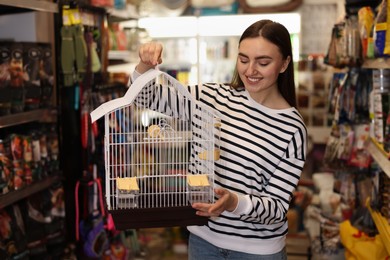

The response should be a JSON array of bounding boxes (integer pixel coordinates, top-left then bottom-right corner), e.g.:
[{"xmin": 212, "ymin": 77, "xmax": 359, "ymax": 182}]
[{"xmin": 90, "ymin": 69, "xmax": 193, "ymax": 122}]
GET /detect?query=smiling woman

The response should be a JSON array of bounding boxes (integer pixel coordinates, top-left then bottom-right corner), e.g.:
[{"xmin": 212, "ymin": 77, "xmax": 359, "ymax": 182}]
[{"xmin": 132, "ymin": 19, "xmax": 307, "ymax": 259}]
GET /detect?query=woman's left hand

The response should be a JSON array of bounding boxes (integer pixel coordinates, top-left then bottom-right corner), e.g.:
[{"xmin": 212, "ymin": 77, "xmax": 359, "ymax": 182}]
[{"xmin": 192, "ymin": 188, "xmax": 238, "ymax": 217}]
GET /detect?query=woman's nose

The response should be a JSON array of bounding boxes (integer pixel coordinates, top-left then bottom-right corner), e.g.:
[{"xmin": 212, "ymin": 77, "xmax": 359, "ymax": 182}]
[{"xmin": 246, "ymin": 62, "xmax": 257, "ymax": 75}]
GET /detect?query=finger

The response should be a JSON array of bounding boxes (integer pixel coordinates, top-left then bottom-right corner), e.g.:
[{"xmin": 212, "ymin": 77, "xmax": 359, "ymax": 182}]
[
  {"xmin": 153, "ymin": 44, "xmax": 163, "ymax": 65},
  {"xmin": 214, "ymin": 188, "xmax": 227, "ymax": 198},
  {"xmin": 192, "ymin": 202, "xmax": 209, "ymax": 210},
  {"xmin": 140, "ymin": 43, "xmax": 155, "ymax": 65},
  {"xmin": 209, "ymin": 202, "xmax": 224, "ymax": 215},
  {"xmin": 191, "ymin": 202, "xmax": 201, "ymax": 209},
  {"xmin": 192, "ymin": 204, "xmax": 210, "ymax": 217},
  {"xmin": 195, "ymin": 210, "xmax": 210, "ymax": 217},
  {"xmin": 139, "ymin": 46, "xmax": 151, "ymax": 65},
  {"xmin": 147, "ymin": 43, "xmax": 156, "ymax": 64}
]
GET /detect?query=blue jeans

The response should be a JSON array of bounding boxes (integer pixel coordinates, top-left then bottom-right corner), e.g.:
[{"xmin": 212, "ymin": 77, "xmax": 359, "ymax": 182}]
[{"xmin": 188, "ymin": 233, "xmax": 287, "ymax": 260}]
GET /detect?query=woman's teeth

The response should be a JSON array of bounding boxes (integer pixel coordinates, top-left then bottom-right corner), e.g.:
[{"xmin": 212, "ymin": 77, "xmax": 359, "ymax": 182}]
[{"xmin": 247, "ymin": 77, "xmax": 260, "ymax": 82}]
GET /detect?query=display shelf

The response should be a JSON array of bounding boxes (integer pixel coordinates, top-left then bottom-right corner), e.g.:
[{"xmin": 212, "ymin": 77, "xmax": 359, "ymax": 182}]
[
  {"xmin": 286, "ymin": 233, "xmax": 311, "ymax": 258},
  {"xmin": 367, "ymin": 138, "xmax": 390, "ymax": 178},
  {"xmin": 77, "ymin": 3, "xmax": 138, "ymax": 22},
  {"xmin": 0, "ymin": 174, "xmax": 61, "ymax": 209},
  {"xmin": 108, "ymin": 50, "xmax": 133, "ymax": 61},
  {"xmin": 0, "ymin": 109, "xmax": 56, "ymax": 128},
  {"xmin": 362, "ymin": 58, "xmax": 390, "ymax": 69},
  {"xmin": 107, "ymin": 5, "xmax": 139, "ymax": 22},
  {"xmin": 0, "ymin": 0, "xmax": 58, "ymax": 14}
]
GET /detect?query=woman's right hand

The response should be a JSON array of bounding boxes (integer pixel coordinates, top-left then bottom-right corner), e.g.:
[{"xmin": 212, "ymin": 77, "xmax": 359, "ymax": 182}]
[{"xmin": 136, "ymin": 41, "xmax": 163, "ymax": 74}]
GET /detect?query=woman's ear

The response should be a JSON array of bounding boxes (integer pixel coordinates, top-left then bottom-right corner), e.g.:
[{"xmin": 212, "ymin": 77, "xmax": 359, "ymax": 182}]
[{"xmin": 280, "ymin": 56, "xmax": 291, "ymax": 73}]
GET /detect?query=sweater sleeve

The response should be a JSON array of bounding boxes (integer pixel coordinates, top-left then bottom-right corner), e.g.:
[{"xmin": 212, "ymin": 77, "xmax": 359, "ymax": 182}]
[{"xmin": 232, "ymin": 129, "xmax": 306, "ymax": 225}]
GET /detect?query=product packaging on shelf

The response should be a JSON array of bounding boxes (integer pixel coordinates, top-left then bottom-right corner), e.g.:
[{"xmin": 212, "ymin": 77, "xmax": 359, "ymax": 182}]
[
  {"xmin": 0, "ymin": 42, "xmax": 13, "ymax": 116},
  {"xmin": 39, "ymin": 43, "xmax": 54, "ymax": 108},
  {"xmin": 0, "ymin": 124, "xmax": 60, "ymax": 195},
  {"xmin": 8, "ymin": 43, "xmax": 26, "ymax": 114},
  {"xmin": 89, "ymin": 0, "xmax": 114, "ymax": 7},
  {"xmin": 0, "ymin": 41, "xmax": 54, "ymax": 115},
  {"xmin": 371, "ymin": 69, "xmax": 390, "ymax": 151},
  {"xmin": 373, "ymin": 0, "xmax": 390, "ymax": 57},
  {"xmin": 23, "ymin": 42, "xmax": 42, "ymax": 111}
]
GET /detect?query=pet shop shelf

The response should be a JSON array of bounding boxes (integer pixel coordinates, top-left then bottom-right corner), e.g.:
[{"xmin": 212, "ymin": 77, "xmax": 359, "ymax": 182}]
[
  {"xmin": 106, "ymin": 4, "xmax": 139, "ymax": 22},
  {"xmin": 0, "ymin": 108, "xmax": 61, "ymax": 209},
  {"xmin": 362, "ymin": 58, "xmax": 390, "ymax": 70},
  {"xmin": 0, "ymin": 174, "xmax": 61, "ymax": 209},
  {"xmin": 0, "ymin": 0, "xmax": 58, "ymax": 14},
  {"xmin": 0, "ymin": 109, "xmax": 56, "ymax": 128},
  {"xmin": 366, "ymin": 138, "xmax": 390, "ymax": 178}
]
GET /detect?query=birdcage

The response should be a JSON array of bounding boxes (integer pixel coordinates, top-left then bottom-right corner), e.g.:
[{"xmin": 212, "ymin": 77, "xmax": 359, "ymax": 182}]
[{"xmin": 90, "ymin": 69, "xmax": 221, "ymax": 229}]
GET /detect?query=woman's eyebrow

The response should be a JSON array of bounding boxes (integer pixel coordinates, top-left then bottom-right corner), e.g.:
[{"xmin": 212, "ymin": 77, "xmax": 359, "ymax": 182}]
[{"xmin": 238, "ymin": 52, "xmax": 272, "ymax": 60}]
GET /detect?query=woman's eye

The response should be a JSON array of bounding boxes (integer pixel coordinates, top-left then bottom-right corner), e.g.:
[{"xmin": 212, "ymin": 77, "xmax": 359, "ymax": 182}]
[{"xmin": 239, "ymin": 59, "xmax": 248, "ymax": 64}]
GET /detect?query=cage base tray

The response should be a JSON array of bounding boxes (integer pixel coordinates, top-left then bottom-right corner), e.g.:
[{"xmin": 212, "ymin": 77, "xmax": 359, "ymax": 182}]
[{"xmin": 109, "ymin": 205, "xmax": 208, "ymax": 230}]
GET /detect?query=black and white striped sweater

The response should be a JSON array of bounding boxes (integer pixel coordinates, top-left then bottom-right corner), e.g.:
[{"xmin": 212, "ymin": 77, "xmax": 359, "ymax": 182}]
[{"xmin": 187, "ymin": 82, "xmax": 307, "ymax": 255}]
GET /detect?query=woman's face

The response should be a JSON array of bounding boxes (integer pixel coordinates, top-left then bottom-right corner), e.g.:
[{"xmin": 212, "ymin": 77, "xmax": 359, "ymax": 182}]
[{"xmin": 237, "ymin": 36, "xmax": 290, "ymax": 102}]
